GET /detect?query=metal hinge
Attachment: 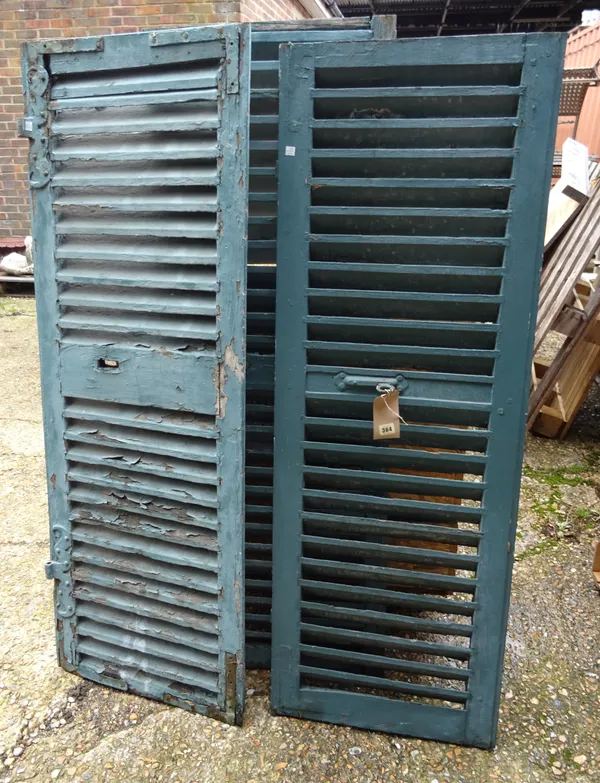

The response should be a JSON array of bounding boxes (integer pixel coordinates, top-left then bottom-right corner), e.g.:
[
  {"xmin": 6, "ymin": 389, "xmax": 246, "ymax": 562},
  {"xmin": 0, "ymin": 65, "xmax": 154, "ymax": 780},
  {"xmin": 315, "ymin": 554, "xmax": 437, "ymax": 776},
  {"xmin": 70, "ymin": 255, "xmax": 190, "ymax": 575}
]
[
  {"xmin": 45, "ymin": 560, "xmax": 63, "ymax": 579},
  {"xmin": 17, "ymin": 117, "xmax": 35, "ymax": 138},
  {"xmin": 224, "ymin": 31, "xmax": 239, "ymax": 95},
  {"xmin": 35, "ymin": 36, "xmax": 104, "ymax": 55},
  {"xmin": 21, "ymin": 57, "xmax": 51, "ymax": 189},
  {"xmin": 149, "ymin": 26, "xmax": 222, "ymax": 47}
]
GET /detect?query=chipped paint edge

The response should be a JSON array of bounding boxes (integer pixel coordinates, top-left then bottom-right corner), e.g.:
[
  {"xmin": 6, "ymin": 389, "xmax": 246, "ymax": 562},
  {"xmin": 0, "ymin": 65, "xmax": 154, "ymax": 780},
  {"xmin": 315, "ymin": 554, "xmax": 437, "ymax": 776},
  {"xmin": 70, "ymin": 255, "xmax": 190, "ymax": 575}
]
[
  {"xmin": 215, "ymin": 23, "xmax": 250, "ymax": 724},
  {"xmin": 22, "ymin": 41, "xmax": 78, "ymax": 668}
]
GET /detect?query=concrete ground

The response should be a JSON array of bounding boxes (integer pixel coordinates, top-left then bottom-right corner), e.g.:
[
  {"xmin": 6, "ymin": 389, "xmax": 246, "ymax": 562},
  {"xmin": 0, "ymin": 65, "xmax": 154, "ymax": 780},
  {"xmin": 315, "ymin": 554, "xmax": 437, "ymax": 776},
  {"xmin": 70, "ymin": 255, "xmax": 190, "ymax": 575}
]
[{"xmin": 1, "ymin": 296, "xmax": 599, "ymax": 783}]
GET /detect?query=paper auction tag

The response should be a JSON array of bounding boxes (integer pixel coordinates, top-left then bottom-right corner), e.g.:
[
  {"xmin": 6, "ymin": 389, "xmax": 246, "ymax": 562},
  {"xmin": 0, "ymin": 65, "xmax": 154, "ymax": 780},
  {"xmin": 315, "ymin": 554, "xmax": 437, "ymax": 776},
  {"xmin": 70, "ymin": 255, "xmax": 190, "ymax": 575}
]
[{"xmin": 373, "ymin": 390, "xmax": 400, "ymax": 440}]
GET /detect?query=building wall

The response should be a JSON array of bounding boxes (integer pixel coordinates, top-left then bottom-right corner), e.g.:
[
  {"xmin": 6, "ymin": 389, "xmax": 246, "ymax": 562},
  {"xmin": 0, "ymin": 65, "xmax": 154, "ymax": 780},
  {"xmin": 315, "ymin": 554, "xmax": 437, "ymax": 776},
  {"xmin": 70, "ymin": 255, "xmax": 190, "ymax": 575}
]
[
  {"xmin": 241, "ymin": 0, "xmax": 309, "ymax": 22},
  {"xmin": 0, "ymin": 0, "xmax": 317, "ymax": 238},
  {"xmin": 555, "ymin": 22, "xmax": 600, "ymax": 157}
]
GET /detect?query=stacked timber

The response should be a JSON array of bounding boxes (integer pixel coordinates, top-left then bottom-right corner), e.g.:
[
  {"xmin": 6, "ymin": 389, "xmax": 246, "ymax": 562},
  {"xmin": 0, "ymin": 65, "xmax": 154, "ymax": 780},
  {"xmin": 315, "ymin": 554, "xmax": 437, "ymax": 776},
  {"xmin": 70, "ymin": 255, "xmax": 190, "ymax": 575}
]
[{"xmin": 529, "ymin": 165, "xmax": 600, "ymax": 438}]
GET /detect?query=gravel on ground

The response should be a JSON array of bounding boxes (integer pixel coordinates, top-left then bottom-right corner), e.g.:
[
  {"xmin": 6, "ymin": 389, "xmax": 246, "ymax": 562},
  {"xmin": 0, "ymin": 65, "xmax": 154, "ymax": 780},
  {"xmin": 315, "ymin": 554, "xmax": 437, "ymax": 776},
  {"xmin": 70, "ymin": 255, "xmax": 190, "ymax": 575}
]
[{"xmin": 1, "ymin": 297, "xmax": 599, "ymax": 783}]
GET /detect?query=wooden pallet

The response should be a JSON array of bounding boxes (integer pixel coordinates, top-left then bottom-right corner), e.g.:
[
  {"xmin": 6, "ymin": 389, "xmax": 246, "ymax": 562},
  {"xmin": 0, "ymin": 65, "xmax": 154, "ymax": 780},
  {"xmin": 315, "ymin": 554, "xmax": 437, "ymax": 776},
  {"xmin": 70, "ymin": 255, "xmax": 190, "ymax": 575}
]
[
  {"xmin": 530, "ymin": 327, "xmax": 600, "ymax": 438},
  {"xmin": 529, "ymin": 280, "xmax": 600, "ymax": 436}
]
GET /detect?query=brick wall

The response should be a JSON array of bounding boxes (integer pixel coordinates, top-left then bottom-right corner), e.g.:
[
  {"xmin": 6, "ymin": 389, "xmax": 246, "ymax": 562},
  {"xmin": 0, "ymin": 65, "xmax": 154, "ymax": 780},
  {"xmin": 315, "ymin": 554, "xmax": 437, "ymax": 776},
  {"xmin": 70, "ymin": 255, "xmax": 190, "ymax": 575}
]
[
  {"xmin": 241, "ymin": 0, "xmax": 309, "ymax": 23},
  {"xmin": 0, "ymin": 0, "xmax": 318, "ymax": 237}
]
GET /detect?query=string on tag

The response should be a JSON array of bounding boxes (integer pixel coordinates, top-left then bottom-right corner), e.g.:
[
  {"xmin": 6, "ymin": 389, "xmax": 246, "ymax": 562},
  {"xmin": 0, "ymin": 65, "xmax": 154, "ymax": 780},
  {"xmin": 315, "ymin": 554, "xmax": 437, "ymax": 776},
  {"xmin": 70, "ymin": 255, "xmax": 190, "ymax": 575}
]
[{"xmin": 375, "ymin": 383, "xmax": 408, "ymax": 425}]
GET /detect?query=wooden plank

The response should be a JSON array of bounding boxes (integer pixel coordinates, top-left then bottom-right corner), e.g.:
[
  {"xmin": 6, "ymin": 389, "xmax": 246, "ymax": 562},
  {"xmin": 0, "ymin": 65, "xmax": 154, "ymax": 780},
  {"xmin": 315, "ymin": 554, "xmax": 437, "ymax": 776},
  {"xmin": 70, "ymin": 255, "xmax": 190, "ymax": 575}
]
[
  {"xmin": 585, "ymin": 316, "xmax": 600, "ymax": 345},
  {"xmin": 531, "ymin": 407, "xmax": 567, "ymax": 438},
  {"xmin": 544, "ymin": 179, "xmax": 587, "ymax": 250},
  {"xmin": 529, "ymin": 287, "xmax": 600, "ymax": 426},
  {"xmin": 531, "ymin": 318, "xmax": 600, "ymax": 438},
  {"xmin": 535, "ymin": 163, "xmax": 600, "ymax": 353},
  {"xmin": 251, "ymin": 18, "xmax": 372, "ymax": 32}
]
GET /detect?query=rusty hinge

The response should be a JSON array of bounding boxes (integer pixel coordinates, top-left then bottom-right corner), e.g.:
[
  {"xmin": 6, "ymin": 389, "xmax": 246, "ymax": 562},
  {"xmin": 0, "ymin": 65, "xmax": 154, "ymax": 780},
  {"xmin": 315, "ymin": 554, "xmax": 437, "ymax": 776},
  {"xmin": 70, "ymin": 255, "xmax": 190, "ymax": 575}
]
[{"xmin": 20, "ymin": 56, "xmax": 51, "ymax": 189}]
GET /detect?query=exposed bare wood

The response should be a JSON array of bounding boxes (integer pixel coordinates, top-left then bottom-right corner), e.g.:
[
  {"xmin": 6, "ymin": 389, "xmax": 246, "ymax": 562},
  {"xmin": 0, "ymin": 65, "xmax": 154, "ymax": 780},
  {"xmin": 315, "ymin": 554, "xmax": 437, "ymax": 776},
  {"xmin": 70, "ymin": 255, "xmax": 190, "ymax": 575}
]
[
  {"xmin": 529, "ymin": 286, "xmax": 600, "ymax": 427},
  {"xmin": 531, "ymin": 332, "xmax": 600, "ymax": 439},
  {"xmin": 544, "ymin": 180, "xmax": 588, "ymax": 251},
  {"xmin": 535, "ymin": 164, "xmax": 600, "ymax": 354}
]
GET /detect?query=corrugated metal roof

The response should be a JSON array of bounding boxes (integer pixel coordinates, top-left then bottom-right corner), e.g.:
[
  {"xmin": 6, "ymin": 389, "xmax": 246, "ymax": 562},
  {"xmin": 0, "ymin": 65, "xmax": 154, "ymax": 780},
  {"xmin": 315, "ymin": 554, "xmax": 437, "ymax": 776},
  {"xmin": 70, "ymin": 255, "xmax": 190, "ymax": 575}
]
[{"xmin": 338, "ymin": 1, "xmax": 600, "ymax": 36}]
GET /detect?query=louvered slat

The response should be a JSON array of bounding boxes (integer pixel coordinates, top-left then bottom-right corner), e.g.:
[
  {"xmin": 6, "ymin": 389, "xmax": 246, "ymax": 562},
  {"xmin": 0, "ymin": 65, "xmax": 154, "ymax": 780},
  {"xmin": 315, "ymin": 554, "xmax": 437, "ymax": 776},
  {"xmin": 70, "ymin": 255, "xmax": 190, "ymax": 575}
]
[
  {"xmin": 244, "ymin": 17, "xmax": 386, "ymax": 669},
  {"xmin": 25, "ymin": 24, "xmax": 249, "ymax": 722},
  {"xmin": 271, "ymin": 34, "xmax": 563, "ymax": 745}
]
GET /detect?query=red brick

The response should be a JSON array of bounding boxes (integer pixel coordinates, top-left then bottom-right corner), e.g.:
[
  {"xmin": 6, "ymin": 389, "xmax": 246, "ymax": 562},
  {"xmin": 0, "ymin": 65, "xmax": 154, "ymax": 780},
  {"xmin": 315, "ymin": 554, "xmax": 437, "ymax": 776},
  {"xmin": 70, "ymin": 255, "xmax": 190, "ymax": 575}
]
[{"xmin": 0, "ymin": 0, "xmax": 316, "ymax": 236}]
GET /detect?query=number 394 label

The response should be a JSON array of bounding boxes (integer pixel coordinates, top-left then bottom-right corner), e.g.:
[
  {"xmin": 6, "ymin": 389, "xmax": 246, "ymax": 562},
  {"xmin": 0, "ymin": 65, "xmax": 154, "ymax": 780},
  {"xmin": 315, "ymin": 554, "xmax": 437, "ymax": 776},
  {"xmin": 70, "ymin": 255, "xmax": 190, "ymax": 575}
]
[{"xmin": 373, "ymin": 391, "xmax": 400, "ymax": 441}]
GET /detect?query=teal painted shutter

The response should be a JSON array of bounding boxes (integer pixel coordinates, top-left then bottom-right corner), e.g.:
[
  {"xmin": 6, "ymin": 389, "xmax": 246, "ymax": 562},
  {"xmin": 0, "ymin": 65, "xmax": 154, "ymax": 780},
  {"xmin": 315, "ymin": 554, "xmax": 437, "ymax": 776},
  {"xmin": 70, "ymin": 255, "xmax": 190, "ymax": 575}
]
[
  {"xmin": 246, "ymin": 17, "xmax": 396, "ymax": 670},
  {"xmin": 23, "ymin": 25, "xmax": 250, "ymax": 723},
  {"xmin": 271, "ymin": 34, "xmax": 565, "ymax": 747}
]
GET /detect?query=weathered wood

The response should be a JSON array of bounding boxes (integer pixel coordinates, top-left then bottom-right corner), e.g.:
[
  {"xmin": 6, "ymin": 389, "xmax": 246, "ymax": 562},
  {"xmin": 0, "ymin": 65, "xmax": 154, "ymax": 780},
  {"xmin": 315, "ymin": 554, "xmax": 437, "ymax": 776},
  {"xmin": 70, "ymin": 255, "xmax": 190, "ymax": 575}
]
[
  {"xmin": 370, "ymin": 15, "xmax": 398, "ymax": 40},
  {"xmin": 530, "ymin": 313, "xmax": 600, "ymax": 438},
  {"xmin": 529, "ymin": 287, "xmax": 600, "ymax": 427},
  {"xmin": 544, "ymin": 178, "xmax": 587, "ymax": 251},
  {"xmin": 535, "ymin": 163, "xmax": 600, "ymax": 353},
  {"xmin": 24, "ymin": 23, "xmax": 250, "ymax": 724},
  {"xmin": 251, "ymin": 18, "xmax": 372, "ymax": 31}
]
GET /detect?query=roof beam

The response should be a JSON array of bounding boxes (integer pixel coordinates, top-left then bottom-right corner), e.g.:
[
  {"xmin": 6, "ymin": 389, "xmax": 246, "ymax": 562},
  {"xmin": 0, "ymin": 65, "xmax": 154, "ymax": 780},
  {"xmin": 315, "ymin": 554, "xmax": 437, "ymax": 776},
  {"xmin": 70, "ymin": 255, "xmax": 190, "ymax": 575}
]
[
  {"xmin": 337, "ymin": 0, "xmax": 584, "ymax": 32},
  {"xmin": 498, "ymin": 0, "xmax": 532, "ymax": 32},
  {"xmin": 539, "ymin": 0, "xmax": 582, "ymax": 31},
  {"xmin": 437, "ymin": 0, "xmax": 452, "ymax": 36}
]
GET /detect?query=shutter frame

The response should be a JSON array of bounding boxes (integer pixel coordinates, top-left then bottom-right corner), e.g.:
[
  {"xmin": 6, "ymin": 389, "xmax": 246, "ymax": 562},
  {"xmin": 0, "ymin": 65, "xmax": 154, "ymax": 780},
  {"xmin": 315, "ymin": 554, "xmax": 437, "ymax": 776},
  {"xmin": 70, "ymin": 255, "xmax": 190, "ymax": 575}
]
[
  {"xmin": 24, "ymin": 24, "xmax": 250, "ymax": 724},
  {"xmin": 271, "ymin": 33, "xmax": 565, "ymax": 747}
]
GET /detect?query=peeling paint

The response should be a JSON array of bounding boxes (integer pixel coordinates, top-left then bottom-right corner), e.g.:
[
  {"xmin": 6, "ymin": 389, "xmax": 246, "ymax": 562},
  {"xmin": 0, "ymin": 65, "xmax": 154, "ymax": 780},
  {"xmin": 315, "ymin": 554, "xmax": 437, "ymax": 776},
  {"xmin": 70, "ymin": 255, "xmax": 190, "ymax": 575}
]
[
  {"xmin": 224, "ymin": 338, "xmax": 244, "ymax": 382},
  {"xmin": 27, "ymin": 22, "xmax": 248, "ymax": 724}
]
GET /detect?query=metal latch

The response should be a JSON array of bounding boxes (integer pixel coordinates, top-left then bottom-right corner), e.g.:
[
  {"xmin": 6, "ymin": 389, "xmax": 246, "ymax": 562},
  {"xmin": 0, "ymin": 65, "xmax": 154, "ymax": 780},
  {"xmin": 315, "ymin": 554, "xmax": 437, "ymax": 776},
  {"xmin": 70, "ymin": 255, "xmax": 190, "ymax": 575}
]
[{"xmin": 334, "ymin": 372, "xmax": 409, "ymax": 394}]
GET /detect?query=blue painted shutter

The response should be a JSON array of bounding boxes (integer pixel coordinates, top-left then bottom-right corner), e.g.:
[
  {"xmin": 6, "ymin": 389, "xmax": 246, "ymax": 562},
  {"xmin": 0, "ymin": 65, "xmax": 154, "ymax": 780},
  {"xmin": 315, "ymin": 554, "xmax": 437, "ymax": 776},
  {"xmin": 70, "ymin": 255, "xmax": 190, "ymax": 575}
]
[
  {"xmin": 271, "ymin": 34, "xmax": 565, "ymax": 747},
  {"xmin": 245, "ymin": 17, "xmax": 396, "ymax": 670},
  {"xmin": 23, "ymin": 25, "xmax": 249, "ymax": 723}
]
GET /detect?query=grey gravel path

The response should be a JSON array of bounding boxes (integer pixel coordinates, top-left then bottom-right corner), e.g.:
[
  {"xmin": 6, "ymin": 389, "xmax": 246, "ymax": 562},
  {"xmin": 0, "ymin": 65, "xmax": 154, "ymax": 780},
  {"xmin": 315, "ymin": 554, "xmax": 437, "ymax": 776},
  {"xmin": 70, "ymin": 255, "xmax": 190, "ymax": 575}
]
[{"xmin": 1, "ymin": 298, "xmax": 599, "ymax": 783}]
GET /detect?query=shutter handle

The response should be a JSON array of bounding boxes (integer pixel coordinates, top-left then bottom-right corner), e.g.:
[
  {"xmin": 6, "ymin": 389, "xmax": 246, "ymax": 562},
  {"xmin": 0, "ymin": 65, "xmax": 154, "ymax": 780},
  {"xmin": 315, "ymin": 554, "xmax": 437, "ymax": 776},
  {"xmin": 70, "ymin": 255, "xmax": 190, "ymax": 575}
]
[{"xmin": 334, "ymin": 373, "xmax": 408, "ymax": 393}]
